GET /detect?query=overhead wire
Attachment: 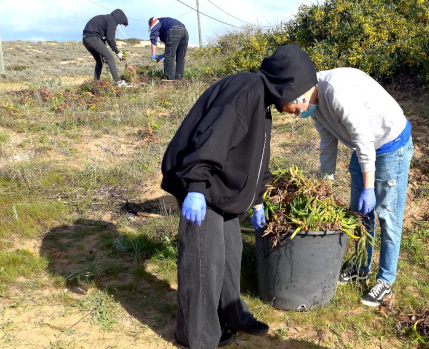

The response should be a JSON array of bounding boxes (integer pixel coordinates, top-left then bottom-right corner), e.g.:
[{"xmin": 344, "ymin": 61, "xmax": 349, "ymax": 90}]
[
  {"xmin": 87, "ymin": 0, "xmax": 273, "ymax": 29},
  {"xmin": 206, "ymin": 0, "xmax": 274, "ymax": 28},
  {"xmin": 176, "ymin": 0, "xmax": 245, "ymax": 29},
  {"xmin": 176, "ymin": 9, "xmax": 193, "ymax": 19},
  {"xmin": 87, "ymin": 0, "xmax": 110, "ymax": 12}
]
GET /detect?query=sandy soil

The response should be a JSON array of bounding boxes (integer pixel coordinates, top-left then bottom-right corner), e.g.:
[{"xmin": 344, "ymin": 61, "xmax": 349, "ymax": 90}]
[{"xmin": 0, "ymin": 78, "xmax": 426, "ymax": 349}]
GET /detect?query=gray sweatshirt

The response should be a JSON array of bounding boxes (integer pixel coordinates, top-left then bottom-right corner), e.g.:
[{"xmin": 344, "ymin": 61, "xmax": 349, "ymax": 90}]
[{"xmin": 313, "ymin": 67, "xmax": 406, "ymax": 177}]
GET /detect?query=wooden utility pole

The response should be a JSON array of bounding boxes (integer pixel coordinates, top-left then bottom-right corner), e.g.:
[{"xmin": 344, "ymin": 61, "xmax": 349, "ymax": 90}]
[
  {"xmin": 196, "ymin": 0, "xmax": 203, "ymax": 47},
  {"xmin": 0, "ymin": 33, "xmax": 5, "ymax": 74}
]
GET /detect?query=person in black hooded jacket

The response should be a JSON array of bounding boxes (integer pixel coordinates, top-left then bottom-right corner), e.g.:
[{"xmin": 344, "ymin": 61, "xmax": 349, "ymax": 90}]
[
  {"xmin": 82, "ymin": 9, "xmax": 130, "ymax": 86},
  {"xmin": 161, "ymin": 44, "xmax": 317, "ymax": 349}
]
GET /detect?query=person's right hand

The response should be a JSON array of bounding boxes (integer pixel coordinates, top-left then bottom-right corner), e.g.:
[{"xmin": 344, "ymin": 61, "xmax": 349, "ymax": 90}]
[
  {"xmin": 251, "ymin": 204, "xmax": 266, "ymax": 230},
  {"xmin": 116, "ymin": 52, "xmax": 124, "ymax": 61},
  {"xmin": 358, "ymin": 187, "xmax": 376, "ymax": 216},
  {"xmin": 156, "ymin": 54, "xmax": 165, "ymax": 62},
  {"xmin": 151, "ymin": 53, "xmax": 157, "ymax": 61},
  {"xmin": 182, "ymin": 192, "xmax": 207, "ymax": 226}
]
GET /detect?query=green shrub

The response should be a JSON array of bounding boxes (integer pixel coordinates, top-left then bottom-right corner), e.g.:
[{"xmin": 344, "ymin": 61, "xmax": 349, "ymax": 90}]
[
  {"xmin": 122, "ymin": 38, "xmax": 143, "ymax": 46},
  {"xmin": 287, "ymin": 0, "xmax": 429, "ymax": 84},
  {"xmin": 210, "ymin": 0, "xmax": 429, "ymax": 86},
  {"xmin": 8, "ymin": 65, "xmax": 29, "ymax": 72}
]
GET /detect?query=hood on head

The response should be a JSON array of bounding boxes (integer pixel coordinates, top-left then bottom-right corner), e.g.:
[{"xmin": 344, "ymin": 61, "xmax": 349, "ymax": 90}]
[
  {"xmin": 258, "ymin": 44, "xmax": 317, "ymax": 111},
  {"xmin": 111, "ymin": 9, "xmax": 128, "ymax": 26}
]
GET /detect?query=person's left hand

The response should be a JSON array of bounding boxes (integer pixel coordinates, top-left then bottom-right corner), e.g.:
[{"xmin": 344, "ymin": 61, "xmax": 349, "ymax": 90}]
[
  {"xmin": 358, "ymin": 188, "xmax": 376, "ymax": 216},
  {"xmin": 116, "ymin": 52, "xmax": 124, "ymax": 61},
  {"xmin": 156, "ymin": 54, "xmax": 165, "ymax": 62},
  {"xmin": 151, "ymin": 53, "xmax": 157, "ymax": 61}
]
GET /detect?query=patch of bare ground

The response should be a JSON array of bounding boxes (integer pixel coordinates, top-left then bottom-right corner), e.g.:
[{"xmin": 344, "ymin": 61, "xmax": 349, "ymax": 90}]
[
  {"xmin": 133, "ymin": 172, "xmax": 179, "ymax": 212},
  {"xmin": 0, "ymin": 82, "xmax": 28, "ymax": 92},
  {"xmin": 0, "ymin": 222, "xmax": 178, "ymax": 348},
  {"xmin": 0, "ymin": 126, "xmax": 144, "ymax": 170},
  {"xmin": 61, "ymin": 76, "xmax": 93, "ymax": 85},
  {"xmin": 71, "ymin": 128, "xmax": 142, "ymax": 167},
  {"xmin": 0, "ymin": 299, "xmax": 178, "ymax": 348},
  {"xmin": 0, "ymin": 77, "xmax": 93, "ymax": 94},
  {"xmin": 2, "ymin": 289, "xmax": 401, "ymax": 349}
]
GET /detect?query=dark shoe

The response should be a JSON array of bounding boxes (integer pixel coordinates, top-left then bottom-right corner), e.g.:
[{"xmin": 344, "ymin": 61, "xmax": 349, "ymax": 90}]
[
  {"xmin": 218, "ymin": 331, "xmax": 233, "ymax": 347},
  {"xmin": 240, "ymin": 320, "xmax": 269, "ymax": 335},
  {"xmin": 361, "ymin": 279, "xmax": 392, "ymax": 307},
  {"xmin": 175, "ymin": 331, "xmax": 233, "ymax": 348},
  {"xmin": 338, "ymin": 265, "xmax": 368, "ymax": 284}
]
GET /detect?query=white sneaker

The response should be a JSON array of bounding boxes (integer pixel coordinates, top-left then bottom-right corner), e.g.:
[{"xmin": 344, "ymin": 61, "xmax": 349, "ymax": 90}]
[
  {"xmin": 361, "ymin": 279, "xmax": 392, "ymax": 307},
  {"xmin": 338, "ymin": 265, "xmax": 368, "ymax": 284},
  {"xmin": 115, "ymin": 80, "xmax": 132, "ymax": 87}
]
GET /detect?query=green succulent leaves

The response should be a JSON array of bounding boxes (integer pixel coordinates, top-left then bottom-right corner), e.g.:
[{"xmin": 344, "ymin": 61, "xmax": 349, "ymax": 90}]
[{"xmin": 261, "ymin": 166, "xmax": 373, "ymax": 265}]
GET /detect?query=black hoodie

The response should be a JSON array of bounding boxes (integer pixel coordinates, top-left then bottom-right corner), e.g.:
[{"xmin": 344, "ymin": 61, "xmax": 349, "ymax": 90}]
[
  {"xmin": 83, "ymin": 9, "xmax": 128, "ymax": 54},
  {"xmin": 161, "ymin": 44, "xmax": 317, "ymax": 215}
]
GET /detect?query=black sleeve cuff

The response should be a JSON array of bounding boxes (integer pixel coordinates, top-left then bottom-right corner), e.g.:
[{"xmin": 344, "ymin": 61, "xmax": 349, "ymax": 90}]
[
  {"xmin": 255, "ymin": 188, "xmax": 267, "ymax": 206},
  {"xmin": 187, "ymin": 182, "xmax": 207, "ymax": 196}
]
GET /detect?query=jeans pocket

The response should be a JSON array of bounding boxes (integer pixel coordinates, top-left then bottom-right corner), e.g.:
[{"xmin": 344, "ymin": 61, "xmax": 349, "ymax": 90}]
[{"xmin": 166, "ymin": 28, "xmax": 182, "ymax": 45}]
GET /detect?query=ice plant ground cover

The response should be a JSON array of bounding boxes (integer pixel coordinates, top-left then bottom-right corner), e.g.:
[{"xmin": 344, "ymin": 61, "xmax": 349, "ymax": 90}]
[{"xmin": 262, "ymin": 166, "xmax": 372, "ymax": 269}]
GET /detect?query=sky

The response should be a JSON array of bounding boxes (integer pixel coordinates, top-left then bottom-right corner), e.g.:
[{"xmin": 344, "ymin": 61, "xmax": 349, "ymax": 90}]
[{"xmin": 0, "ymin": 0, "xmax": 315, "ymax": 46}]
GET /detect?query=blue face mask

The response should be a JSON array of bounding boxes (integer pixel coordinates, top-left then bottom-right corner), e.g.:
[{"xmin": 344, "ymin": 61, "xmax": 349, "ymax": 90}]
[{"xmin": 293, "ymin": 95, "xmax": 316, "ymax": 118}]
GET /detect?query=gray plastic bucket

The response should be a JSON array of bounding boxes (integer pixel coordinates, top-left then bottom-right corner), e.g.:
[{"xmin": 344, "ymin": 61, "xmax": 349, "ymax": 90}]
[{"xmin": 255, "ymin": 228, "xmax": 347, "ymax": 311}]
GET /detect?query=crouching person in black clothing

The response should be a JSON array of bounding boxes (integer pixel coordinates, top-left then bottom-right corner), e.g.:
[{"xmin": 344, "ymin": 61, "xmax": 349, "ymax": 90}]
[
  {"xmin": 82, "ymin": 9, "xmax": 130, "ymax": 87},
  {"xmin": 161, "ymin": 44, "xmax": 318, "ymax": 349}
]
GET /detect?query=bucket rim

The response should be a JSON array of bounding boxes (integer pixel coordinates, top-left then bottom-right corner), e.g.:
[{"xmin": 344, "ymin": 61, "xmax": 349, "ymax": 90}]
[
  {"xmin": 292, "ymin": 229, "xmax": 344, "ymax": 236},
  {"xmin": 259, "ymin": 228, "xmax": 344, "ymax": 237}
]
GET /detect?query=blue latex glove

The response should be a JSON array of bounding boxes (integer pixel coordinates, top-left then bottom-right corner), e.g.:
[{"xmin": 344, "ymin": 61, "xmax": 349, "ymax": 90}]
[
  {"xmin": 358, "ymin": 188, "xmax": 376, "ymax": 216},
  {"xmin": 182, "ymin": 192, "xmax": 207, "ymax": 226},
  {"xmin": 151, "ymin": 53, "xmax": 157, "ymax": 60},
  {"xmin": 156, "ymin": 54, "xmax": 165, "ymax": 62},
  {"xmin": 251, "ymin": 205, "xmax": 266, "ymax": 230}
]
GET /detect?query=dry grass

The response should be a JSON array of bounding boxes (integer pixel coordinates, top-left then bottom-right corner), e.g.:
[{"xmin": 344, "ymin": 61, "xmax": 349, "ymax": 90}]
[
  {"xmin": 0, "ymin": 41, "xmax": 428, "ymax": 349},
  {"xmin": 0, "ymin": 40, "xmax": 202, "ymax": 84}
]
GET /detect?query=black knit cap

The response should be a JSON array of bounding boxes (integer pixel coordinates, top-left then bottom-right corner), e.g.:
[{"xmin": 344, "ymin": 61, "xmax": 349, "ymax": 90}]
[{"xmin": 258, "ymin": 44, "xmax": 317, "ymax": 111}]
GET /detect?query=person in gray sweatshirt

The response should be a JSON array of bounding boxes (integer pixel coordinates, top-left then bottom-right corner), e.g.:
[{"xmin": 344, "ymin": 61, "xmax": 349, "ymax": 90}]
[{"xmin": 282, "ymin": 67, "xmax": 413, "ymax": 307}]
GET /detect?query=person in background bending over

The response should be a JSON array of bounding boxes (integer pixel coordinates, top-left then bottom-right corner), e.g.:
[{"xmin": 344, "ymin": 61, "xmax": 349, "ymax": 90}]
[
  {"xmin": 282, "ymin": 67, "xmax": 413, "ymax": 307},
  {"xmin": 148, "ymin": 16, "xmax": 189, "ymax": 80},
  {"xmin": 82, "ymin": 9, "xmax": 130, "ymax": 87}
]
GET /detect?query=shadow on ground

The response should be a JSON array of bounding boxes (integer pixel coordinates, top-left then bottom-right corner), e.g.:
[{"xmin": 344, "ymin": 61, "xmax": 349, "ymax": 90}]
[
  {"xmin": 40, "ymin": 215, "xmax": 329, "ymax": 349},
  {"xmin": 40, "ymin": 218, "xmax": 180, "ymax": 346}
]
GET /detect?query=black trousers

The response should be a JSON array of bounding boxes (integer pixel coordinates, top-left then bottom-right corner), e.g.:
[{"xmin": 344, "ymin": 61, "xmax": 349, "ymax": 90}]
[
  {"xmin": 82, "ymin": 36, "xmax": 120, "ymax": 82},
  {"xmin": 164, "ymin": 25, "xmax": 189, "ymax": 80},
  {"xmin": 176, "ymin": 208, "xmax": 254, "ymax": 349}
]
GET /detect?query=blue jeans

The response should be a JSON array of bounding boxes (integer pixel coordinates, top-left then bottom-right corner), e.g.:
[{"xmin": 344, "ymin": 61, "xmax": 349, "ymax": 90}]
[{"xmin": 349, "ymin": 137, "xmax": 414, "ymax": 285}]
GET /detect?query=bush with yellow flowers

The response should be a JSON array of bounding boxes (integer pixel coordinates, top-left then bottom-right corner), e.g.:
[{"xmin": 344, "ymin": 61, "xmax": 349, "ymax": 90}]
[{"xmin": 213, "ymin": 0, "xmax": 429, "ymax": 87}]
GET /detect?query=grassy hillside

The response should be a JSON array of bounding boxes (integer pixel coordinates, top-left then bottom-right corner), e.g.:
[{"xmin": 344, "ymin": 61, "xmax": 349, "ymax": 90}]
[{"xmin": 0, "ymin": 37, "xmax": 428, "ymax": 349}]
